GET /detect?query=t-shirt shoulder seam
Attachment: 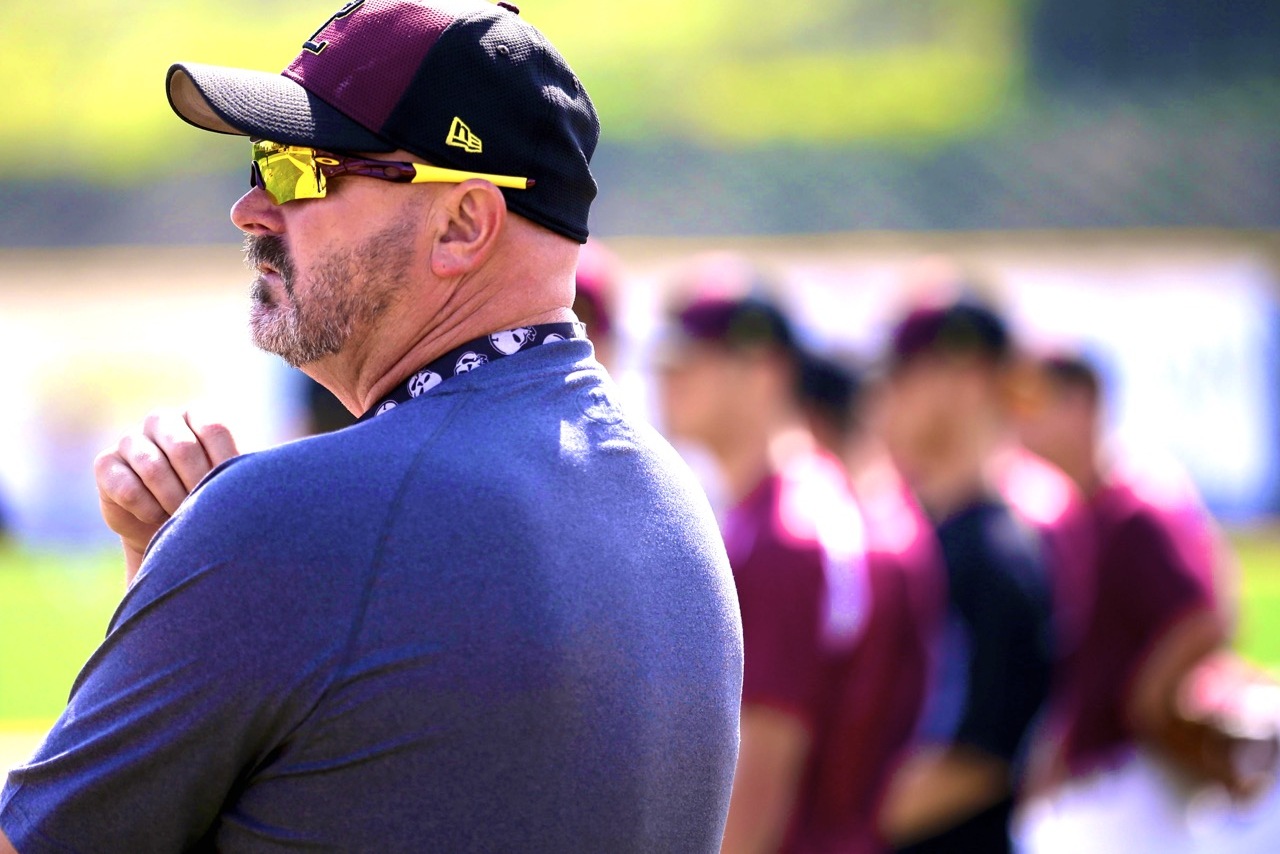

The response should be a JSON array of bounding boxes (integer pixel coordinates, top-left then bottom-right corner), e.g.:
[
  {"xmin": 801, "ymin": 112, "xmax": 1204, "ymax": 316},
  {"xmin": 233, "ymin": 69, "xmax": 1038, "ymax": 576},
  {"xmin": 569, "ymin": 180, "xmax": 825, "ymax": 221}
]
[{"xmin": 315, "ymin": 391, "xmax": 474, "ymax": 704}]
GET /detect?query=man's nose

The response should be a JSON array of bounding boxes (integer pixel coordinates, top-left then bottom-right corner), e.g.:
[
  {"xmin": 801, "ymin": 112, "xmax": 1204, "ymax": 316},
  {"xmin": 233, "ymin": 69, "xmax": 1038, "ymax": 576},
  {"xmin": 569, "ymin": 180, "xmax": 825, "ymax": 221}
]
[{"xmin": 231, "ymin": 185, "xmax": 286, "ymax": 236}]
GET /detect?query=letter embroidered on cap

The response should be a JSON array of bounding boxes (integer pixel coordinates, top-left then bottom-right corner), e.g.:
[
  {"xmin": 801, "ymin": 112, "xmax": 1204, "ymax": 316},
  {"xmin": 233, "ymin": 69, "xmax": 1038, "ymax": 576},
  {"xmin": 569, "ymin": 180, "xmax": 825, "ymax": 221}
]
[
  {"xmin": 446, "ymin": 117, "xmax": 483, "ymax": 154},
  {"xmin": 302, "ymin": 0, "xmax": 366, "ymax": 55}
]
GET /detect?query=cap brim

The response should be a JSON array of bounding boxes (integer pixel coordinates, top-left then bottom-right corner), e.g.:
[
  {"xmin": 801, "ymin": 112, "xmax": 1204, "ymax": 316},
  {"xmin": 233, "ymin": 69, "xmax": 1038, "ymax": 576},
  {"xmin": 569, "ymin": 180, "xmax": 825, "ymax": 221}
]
[{"xmin": 166, "ymin": 62, "xmax": 394, "ymax": 152}]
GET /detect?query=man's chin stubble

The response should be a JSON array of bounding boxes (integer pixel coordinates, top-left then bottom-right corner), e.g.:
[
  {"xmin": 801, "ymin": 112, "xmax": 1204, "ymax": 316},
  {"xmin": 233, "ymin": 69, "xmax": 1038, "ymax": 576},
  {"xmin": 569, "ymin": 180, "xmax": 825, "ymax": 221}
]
[{"xmin": 244, "ymin": 211, "xmax": 417, "ymax": 369}]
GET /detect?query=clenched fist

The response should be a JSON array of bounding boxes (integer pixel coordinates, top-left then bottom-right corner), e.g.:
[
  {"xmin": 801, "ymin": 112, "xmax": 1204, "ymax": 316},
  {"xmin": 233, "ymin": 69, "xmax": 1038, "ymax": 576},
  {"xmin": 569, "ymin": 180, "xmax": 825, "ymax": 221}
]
[{"xmin": 94, "ymin": 409, "xmax": 239, "ymax": 584}]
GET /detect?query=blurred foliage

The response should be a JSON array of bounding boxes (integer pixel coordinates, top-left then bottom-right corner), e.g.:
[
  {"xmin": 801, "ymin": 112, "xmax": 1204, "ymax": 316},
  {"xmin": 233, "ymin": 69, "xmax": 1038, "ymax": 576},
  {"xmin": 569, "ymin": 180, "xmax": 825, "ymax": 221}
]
[
  {"xmin": 0, "ymin": 0, "xmax": 1023, "ymax": 181},
  {"xmin": 536, "ymin": 0, "xmax": 1022, "ymax": 144}
]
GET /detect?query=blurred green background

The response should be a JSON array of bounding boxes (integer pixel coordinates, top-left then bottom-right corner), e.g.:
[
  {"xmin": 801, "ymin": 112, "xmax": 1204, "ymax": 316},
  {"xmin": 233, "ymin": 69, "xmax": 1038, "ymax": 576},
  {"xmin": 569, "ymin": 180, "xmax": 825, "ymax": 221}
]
[
  {"xmin": 2, "ymin": 0, "xmax": 1277, "ymax": 240},
  {"xmin": 2, "ymin": 0, "xmax": 1022, "ymax": 177}
]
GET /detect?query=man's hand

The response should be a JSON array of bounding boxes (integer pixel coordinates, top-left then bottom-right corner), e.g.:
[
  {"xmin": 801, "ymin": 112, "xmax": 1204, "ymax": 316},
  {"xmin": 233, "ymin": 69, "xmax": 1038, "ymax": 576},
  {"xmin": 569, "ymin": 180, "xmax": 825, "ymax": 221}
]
[
  {"xmin": 1128, "ymin": 608, "xmax": 1280, "ymax": 800},
  {"xmin": 94, "ymin": 409, "xmax": 239, "ymax": 584}
]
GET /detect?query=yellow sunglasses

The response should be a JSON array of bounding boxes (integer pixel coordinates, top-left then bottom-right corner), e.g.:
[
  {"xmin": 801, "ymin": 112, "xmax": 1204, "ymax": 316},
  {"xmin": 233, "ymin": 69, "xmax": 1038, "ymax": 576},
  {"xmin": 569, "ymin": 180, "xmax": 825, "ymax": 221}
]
[{"xmin": 250, "ymin": 139, "xmax": 535, "ymax": 205}]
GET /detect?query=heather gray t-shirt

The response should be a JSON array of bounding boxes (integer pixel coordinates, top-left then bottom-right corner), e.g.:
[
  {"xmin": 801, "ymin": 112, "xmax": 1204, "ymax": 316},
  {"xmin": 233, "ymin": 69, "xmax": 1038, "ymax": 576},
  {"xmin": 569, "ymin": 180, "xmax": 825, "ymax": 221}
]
[{"xmin": 1, "ymin": 340, "xmax": 743, "ymax": 853}]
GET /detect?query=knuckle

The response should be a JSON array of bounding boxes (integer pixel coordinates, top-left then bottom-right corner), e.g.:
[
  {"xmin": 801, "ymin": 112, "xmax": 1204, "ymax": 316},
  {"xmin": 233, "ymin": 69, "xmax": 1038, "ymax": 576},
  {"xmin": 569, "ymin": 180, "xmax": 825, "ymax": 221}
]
[
  {"xmin": 93, "ymin": 448, "xmax": 120, "ymax": 478},
  {"xmin": 110, "ymin": 481, "xmax": 168, "ymax": 525},
  {"xmin": 167, "ymin": 437, "xmax": 207, "ymax": 468},
  {"xmin": 129, "ymin": 451, "xmax": 169, "ymax": 481},
  {"xmin": 116, "ymin": 430, "xmax": 148, "ymax": 456},
  {"xmin": 145, "ymin": 408, "xmax": 188, "ymax": 442},
  {"xmin": 197, "ymin": 420, "xmax": 234, "ymax": 446},
  {"xmin": 109, "ymin": 477, "xmax": 148, "ymax": 508},
  {"xmin": 109, "ymin": 477, "xmax": 146, "ymax": 506},
  {"xmin": 141, "ymin": 409, "xmax": 168, "ymax": 433}
]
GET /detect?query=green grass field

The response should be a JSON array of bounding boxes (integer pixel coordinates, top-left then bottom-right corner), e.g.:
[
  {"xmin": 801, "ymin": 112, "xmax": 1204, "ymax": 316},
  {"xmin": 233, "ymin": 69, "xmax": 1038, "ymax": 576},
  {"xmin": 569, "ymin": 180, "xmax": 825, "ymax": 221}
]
[
  {"xmin": 1234, "ymin": 530, "xmax": 1280, "ymax": 667},
  {"xmin": 2, "ymin": 531, "xmax": 1279, "ymax": 771},
  {"xmin": 0, "ymin": 548, "xmax": 123, "ymax": 723}
]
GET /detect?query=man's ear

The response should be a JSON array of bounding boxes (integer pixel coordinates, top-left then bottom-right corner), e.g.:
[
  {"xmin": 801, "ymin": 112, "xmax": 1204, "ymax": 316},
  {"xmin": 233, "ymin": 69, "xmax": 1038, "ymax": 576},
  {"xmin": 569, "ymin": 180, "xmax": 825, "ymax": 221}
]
[{"xmin": 430, "ymin": 180, "xmax": 507, "ymax": 278}]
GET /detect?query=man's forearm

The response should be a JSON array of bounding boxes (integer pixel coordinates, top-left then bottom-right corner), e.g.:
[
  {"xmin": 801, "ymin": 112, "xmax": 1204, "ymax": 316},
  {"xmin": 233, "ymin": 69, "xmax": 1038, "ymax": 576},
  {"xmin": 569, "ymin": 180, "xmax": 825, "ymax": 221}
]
[
  {"xmin": 879, "ymin": 745, "xmax": 1009, "ymax": 846},
  {"xmin": 124, "ymin": 542, "xmax": 145, "ymax": 586},
  {"xmin": 721, "ymin": 706, "xmax": 810, "ymax": 854}
]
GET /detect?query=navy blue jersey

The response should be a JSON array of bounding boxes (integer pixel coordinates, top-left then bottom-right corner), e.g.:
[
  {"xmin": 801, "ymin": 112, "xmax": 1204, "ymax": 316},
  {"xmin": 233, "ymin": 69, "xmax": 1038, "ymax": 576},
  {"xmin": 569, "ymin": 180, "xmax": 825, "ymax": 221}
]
[
  {"xmin": 906, "ymin": 497, "xmax": 1054, "ymax": 854},
  {"xmin": 1, "ymin": 339, "xmax": 743, "ymax": 853}
]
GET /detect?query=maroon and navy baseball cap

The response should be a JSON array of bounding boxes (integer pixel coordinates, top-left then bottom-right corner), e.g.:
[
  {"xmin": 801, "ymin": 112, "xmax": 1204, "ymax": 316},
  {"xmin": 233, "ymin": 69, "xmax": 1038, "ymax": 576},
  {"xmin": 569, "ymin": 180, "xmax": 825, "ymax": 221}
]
[
  {"xmin": 166, "ymin": 0, "xmax": 599, "ymax": 242},
  {"xmin": 653, "ymin": 289, "xmax": 805, "ymax": 384},
  {"xmin": 659, "ymin": 254, "xmax": 800, "ymax": 357},
  {"xmin": 887, "ymin": 298, "xmax": 1013, "ymax": 368},
  {"xmin": 667, "ymin": 293, "xmax": 801, "ymax": 359}
]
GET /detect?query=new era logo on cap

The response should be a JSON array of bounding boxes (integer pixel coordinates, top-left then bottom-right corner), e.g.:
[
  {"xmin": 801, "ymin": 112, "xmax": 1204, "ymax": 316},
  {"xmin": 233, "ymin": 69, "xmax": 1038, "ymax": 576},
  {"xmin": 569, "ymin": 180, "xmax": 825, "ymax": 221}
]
[{"xmin": 446, "ymin": 117, "xmax": 482, "ymax": 154}]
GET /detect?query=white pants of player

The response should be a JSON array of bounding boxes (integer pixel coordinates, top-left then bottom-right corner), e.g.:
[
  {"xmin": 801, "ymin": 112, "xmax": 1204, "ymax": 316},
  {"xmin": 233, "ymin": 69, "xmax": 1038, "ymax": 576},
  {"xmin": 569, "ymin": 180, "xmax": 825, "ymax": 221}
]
[{"xmin": 1015, "ymin": 749, "xmax": 1280, "ymax": 854}]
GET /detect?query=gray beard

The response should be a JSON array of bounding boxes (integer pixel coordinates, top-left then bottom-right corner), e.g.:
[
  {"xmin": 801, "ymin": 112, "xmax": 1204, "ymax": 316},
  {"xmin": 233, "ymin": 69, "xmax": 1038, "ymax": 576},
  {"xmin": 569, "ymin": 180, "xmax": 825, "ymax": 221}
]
[{"xmin": 243, "ymin": 220, "xmax": 414, "ymax": 368}]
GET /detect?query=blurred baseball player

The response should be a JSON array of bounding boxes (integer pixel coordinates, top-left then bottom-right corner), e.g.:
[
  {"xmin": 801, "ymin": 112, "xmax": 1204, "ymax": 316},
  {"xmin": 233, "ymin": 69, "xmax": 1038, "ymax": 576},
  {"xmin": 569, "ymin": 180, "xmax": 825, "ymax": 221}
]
[
  {"xmin": 0, "ymin": 2, "xmax": 743, "ymax": 851},
  {"xmin": 1015, "ymin": 351, "xmax": 1279, "ymax": 853},
  {"xmin": 658, "ymin": 256, "xmax": 944, "ymax": 854},
  {"xmin": 876, "ymin": 297, "xmax": 1056, "ymax": 853}
]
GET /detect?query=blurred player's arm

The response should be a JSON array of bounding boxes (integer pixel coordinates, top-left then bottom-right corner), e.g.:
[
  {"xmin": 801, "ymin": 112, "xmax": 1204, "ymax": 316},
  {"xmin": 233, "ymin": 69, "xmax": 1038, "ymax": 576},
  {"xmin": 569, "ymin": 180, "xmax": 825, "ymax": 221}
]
[
  {"xmin": 878, "ymin": 744, "xmax": 1008, "ymax": 845},
  {"xmin": 723, "ymin": 532, "xmax": 830, "ymax": 854},
  {"xmin": 94, "ymin": 409, "xmax": 238, "ymax": 584},
  {"xmin": 882, "ymin": 528, "xmax": 1053, "ymax": 845},
  {"xmin": 1127, "ymin": 606, "xmax": 1278, "ymax": 798},
  {"xmin": 721, "ymin": 706, "xmax": 811, "ymax": 854},
  {"xmin": 0, "ymin": 826, "xmax": 17, "ymax": 854},
  {"xmin": 1115, "ymin": 511, "xmax": 1278, "ymax": 798}
]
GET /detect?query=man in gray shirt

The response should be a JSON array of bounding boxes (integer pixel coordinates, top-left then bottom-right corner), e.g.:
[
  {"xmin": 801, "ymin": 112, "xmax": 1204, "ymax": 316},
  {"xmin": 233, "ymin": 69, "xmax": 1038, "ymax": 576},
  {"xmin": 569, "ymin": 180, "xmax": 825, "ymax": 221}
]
[{"xmin": 0, "ymin": 2, "xmax": 742, "ymax": 850}]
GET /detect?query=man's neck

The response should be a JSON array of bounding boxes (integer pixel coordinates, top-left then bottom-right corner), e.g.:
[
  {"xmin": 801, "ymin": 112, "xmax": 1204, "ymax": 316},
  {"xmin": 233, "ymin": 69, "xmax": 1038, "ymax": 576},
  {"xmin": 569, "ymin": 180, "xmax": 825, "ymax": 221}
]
[
  {"xmin": 907, "ymin": 427, "xmax": 999, "ymax": 520},
  {"xmin": 304, "ymin": 285, "xmax": 575, "ymax": 417},
  {"xmin": 302, "ymin": 215, "xmax": 580, "ymax": 416},
  {"xmin": 1065, "ymin": 445, "xmax": 1107, "ymax": 498},
  {"xmin": 912, "ymin": 456, "xmax": 989, "ymax": 521},
  {"xmin": 354, "ymin": 306, "xmax": 576, "ymax": 413}
]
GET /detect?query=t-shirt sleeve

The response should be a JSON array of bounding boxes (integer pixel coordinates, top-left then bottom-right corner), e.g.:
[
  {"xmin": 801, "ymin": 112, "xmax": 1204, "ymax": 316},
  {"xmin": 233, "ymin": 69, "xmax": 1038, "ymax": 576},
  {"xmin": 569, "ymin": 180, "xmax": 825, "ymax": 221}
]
[
  {"xmin": 949, "ymin": 520, "xmax": 1055, "ymax": 764},
  {"xmin": 1106, "ymin": 510, "xmax": 1216, "ymax": 656},
  {"xmin": 0, "ymin": 503, "xmax": 352, "ymax": 852},
  {"xmin": 734, "ymin": 539, "xmax": 827, "ymax": 729}
]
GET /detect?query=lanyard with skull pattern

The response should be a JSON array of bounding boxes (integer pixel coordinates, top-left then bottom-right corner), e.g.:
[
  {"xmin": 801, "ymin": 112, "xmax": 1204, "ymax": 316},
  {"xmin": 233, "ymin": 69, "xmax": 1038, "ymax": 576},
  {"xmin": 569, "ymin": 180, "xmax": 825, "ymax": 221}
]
[{"xmin": 358, "ymin": 322, "xmax": 588, "ymax": 421}]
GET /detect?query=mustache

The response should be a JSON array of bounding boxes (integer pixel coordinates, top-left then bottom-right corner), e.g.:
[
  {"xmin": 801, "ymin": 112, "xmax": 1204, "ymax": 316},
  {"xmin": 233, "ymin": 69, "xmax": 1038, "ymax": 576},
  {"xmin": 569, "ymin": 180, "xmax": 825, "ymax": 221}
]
[{"xmin": 243, "ymin": 234, "xmax": 295, "ymax": 285}]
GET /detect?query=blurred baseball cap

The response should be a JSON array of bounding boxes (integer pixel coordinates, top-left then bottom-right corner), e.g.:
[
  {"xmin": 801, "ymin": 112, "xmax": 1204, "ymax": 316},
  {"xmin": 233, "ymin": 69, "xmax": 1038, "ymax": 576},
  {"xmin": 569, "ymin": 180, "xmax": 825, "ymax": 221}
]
[
  {"xmin": 1038, "ymin": 350, "xmax": 1102, "ymax": 391},
  {"xmin": 1014, "ymin": 347, "xmax": 1109, "ymax": 416},
  {"xmin": 166, "ymin": 0, "xmax": 599, "ymax": 242},
  {"xmin": 653, "ymin": 252, "xmax": 806, "ymax": 375},
  {"xmin": 667, "ymin": 292, "xmax": 800, "ymax": 357},
  {"xmin": 887, "ymin": 297, "xmax": 1012, "ymax": 368}
]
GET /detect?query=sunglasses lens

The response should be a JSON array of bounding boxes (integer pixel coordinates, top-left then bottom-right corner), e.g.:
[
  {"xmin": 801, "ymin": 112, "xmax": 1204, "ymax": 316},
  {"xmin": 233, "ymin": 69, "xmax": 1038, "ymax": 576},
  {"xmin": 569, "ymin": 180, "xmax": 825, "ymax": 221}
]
[{"xmin": 251, "ymin": 141, "xmax": 325, "ymax": 204}]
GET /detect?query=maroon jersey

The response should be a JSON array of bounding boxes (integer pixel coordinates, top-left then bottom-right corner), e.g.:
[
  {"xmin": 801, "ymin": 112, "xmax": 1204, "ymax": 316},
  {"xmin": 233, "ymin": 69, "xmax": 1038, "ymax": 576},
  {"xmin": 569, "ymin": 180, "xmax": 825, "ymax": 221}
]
[
  {"xmin": 726, "ymin": 453, "xmax": 945, "ymax": 854},
  {"xmin": 1058, "ymin": 470, "xmax": 1221, "ymax": 775},
  {"xmin": 996, "ymin": 448, "xmax": 1096, "ymax": 659},
  {"xmin": 995, "ymin": 448, "xmax": 1098, "ymax": 787}
]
